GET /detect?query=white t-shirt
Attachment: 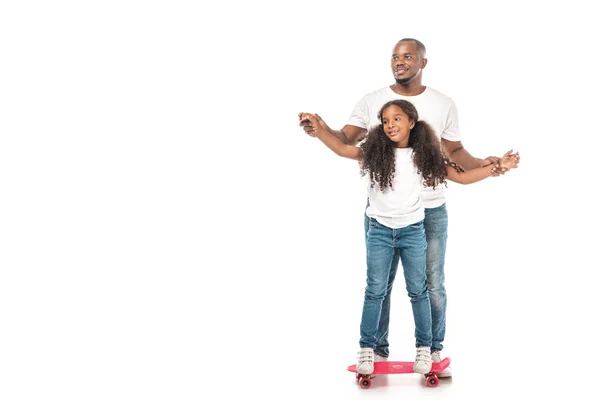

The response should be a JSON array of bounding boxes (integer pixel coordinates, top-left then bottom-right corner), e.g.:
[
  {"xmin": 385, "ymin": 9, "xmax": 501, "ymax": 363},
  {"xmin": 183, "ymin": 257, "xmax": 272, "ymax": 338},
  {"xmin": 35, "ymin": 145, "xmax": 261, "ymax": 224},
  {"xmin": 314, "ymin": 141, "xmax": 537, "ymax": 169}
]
[
  {"xmin": 366, "ymin": 148, "xmax": 424, "ymax": 229},
  {"xmin": 347, "ymin": 86, "xmax": 461, "ymax": 208}
]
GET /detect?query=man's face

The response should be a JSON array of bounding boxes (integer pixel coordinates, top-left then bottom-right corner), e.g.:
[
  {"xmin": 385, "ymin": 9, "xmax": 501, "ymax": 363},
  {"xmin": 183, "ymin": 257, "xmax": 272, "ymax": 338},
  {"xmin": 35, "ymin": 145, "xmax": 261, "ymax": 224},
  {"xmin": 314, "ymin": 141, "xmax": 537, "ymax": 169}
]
[{"xmin": 390, "ymin": 41, "xmax": 426, "ymax": 84}]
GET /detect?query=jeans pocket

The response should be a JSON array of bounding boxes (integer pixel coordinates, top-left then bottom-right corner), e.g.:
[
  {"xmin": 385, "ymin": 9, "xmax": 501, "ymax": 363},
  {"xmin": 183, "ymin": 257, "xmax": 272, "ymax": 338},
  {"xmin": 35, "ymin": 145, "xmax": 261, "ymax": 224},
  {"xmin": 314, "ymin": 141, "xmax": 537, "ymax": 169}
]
[
  {"xmin": 368, "ymin": 218, "xmax": 380, "ymax": 229},
  {"xmin": 409, "ymin": 220, "xmax": 424, "ymax": 229}
]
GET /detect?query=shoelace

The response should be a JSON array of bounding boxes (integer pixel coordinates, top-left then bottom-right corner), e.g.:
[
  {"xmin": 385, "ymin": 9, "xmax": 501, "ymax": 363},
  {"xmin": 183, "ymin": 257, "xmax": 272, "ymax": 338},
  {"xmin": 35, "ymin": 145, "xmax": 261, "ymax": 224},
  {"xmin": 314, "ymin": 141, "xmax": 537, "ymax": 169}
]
[
  {"xmin": 415, "ymin": 348, "xmax": 430, "ymax": 362},
  {"xmin": 357, "ymin": 350, "xmax": 374, "ymax": 363}
]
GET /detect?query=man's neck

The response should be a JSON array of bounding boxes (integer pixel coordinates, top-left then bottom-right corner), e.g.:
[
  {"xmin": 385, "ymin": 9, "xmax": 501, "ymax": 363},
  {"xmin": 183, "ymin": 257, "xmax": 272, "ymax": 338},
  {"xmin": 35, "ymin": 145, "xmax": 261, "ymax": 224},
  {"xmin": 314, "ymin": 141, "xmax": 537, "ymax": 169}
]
[{"xmin": 390, "ymin": 82, "xmax": 427, "ymax": 96}]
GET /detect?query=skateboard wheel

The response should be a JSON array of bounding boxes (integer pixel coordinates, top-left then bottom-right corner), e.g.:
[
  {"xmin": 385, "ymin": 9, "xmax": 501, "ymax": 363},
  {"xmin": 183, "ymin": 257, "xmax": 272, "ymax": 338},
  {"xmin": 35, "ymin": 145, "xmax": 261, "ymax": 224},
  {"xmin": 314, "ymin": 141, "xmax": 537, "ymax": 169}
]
[
  {"xmin": 358, "ymin": 376, "xmax": 371, "ymax": 389},
  {"xmin": 426, "ymin": 374, "xmax": 439, "ymax": 387}
]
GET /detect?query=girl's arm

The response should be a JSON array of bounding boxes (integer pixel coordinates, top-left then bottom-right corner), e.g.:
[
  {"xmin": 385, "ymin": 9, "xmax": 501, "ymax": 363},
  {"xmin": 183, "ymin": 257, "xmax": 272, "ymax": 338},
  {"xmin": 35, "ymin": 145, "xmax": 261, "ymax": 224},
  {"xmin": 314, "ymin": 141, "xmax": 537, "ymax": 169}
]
[
  {"xmin": 303, "ymin": 114, "xmax": 361, "ymax": 160},
  {"xmin": 446, "ymin": 150, "xmax": 519, "ymax": 184}
]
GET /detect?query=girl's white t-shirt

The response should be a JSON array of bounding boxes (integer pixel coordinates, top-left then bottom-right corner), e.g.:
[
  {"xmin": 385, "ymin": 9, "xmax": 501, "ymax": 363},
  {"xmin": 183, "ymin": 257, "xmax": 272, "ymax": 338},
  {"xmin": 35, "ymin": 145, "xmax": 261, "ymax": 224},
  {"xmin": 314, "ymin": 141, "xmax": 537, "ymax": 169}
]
[{"xmin": 365, "ymin": 148, "xmax": 424, "ymax": 229}]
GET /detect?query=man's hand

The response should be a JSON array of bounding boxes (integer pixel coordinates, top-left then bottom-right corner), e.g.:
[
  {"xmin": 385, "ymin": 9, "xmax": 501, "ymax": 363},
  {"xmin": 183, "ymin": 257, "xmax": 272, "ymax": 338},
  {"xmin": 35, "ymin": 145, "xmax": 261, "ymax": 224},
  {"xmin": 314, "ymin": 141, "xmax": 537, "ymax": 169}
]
[
  {"xmin": 486, "ymin": 152, "xmax": 520, "ymax": 176},
  {"xmin": 498, "ymin": 150, "xmax": 520, "ymax": 171}
]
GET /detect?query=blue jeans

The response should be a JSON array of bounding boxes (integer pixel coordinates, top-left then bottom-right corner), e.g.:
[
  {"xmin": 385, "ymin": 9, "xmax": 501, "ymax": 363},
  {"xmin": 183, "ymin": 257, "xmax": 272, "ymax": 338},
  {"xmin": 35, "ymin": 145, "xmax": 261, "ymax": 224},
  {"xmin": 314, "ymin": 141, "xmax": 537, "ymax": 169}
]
[
  {"xmin": 365, "ymin": 203, "xmax": 448, "ymax": 355},
  {"xmin": 359, "ymin": 217, "xmax": 432, "ymax": 349}
]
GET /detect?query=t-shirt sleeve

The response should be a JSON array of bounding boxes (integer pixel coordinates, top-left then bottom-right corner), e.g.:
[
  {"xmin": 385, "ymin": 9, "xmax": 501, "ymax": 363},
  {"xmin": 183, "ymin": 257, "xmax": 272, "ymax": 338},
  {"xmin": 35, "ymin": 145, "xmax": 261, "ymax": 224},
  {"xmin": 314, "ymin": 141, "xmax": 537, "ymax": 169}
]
[
  {"xmin": 441, "ymin": 100, "xmax": 461, "ymax": 141},
  {"xmin": 345, "ymin": 95, "xmax": 369, "ymax": 129}
]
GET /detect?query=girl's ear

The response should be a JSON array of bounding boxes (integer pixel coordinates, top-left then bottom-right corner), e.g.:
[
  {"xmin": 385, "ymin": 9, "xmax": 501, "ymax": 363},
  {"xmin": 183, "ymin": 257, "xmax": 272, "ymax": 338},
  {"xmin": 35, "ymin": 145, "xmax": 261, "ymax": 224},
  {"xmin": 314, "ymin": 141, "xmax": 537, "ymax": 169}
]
[{"xmin": 409, "ymin": 120, "xmax": 416, "ymax": 130}]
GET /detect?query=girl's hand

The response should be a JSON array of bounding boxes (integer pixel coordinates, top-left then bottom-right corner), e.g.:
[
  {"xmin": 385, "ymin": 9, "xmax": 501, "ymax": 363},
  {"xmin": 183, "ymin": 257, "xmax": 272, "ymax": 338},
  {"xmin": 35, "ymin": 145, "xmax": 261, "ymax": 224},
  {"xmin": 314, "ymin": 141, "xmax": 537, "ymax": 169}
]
[
  {"xmin": 484, "ymin": 156, "xmax": 504, "ymax": 176},
  {"xmin": 304, "ymin": 114, "xmax": 328, "ymax": 137},
  {"xmin": 298, "ymin": 112, "xmax": 316, "ymax": 137}
]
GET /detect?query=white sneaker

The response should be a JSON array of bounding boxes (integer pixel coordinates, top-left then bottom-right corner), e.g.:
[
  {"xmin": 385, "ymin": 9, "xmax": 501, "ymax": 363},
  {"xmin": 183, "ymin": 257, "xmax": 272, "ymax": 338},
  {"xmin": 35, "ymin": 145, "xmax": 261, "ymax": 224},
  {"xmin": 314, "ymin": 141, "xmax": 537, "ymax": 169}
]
[
  {"xmin": 431, "ymin": 350, "xmax": 452, "ymax": 378},
  {"xmin": 413, "ymin": 347, "xmax": 432, "ymax": 374},
  {"xmin": 356, "ymin": 348, "xmax": 375, "ymax": 374}
]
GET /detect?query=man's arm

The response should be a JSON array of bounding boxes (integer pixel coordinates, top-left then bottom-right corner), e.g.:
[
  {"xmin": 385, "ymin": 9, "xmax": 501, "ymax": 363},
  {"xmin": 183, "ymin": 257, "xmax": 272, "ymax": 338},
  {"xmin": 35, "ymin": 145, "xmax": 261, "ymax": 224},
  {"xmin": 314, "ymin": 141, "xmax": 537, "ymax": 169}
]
[
  {"xmin": 332, "ymin": 124, "xmax": 367, "ymax": 146},
  {"xmin": 441, "ymin": 139, "xmax": 489, "ymax": 170}
]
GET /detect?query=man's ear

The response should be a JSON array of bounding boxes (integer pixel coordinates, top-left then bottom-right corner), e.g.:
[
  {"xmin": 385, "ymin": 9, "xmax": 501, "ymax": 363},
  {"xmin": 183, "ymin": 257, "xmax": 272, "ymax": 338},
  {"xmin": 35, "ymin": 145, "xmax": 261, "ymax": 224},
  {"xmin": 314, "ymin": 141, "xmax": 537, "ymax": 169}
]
[{"xmin": 421, "ymin": 58, "xmax": 428, "ymax": 69}]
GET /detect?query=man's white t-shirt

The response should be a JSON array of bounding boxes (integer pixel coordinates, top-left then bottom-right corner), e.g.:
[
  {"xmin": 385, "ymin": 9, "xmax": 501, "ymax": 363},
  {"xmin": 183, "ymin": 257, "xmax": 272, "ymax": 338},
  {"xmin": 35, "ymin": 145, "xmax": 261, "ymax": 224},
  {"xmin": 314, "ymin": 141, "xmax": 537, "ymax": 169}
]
[
  {"xmin": 347, "ymin": 86, "xmax": 461, "ymax": 208},
  {"xmin": 366, "ymin": 148, "xmax": 424, "ymax": 229}
]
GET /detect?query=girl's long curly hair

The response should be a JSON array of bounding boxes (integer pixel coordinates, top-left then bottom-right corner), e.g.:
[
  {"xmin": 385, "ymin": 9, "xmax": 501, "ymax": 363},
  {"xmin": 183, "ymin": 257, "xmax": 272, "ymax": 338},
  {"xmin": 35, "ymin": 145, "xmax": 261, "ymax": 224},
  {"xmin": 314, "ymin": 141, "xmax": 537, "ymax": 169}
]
[{"xmin": 359, "ymin": 99, "xmax": 461, "ymax": 191}]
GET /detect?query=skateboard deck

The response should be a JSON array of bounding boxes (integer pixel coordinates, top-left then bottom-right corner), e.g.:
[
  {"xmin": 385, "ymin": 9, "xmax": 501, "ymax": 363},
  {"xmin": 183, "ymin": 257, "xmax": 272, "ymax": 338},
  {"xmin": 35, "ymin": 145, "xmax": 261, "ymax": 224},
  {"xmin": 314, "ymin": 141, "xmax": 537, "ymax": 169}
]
[{"xmin": 347, "ymin": 357, "xmax": 451, "ymax": 388}]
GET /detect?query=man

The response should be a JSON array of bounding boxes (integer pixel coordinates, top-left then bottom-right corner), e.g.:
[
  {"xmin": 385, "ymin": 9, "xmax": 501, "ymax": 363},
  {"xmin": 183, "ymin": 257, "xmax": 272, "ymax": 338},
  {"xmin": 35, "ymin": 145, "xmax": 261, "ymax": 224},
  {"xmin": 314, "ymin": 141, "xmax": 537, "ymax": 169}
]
[{"xmin": 299, "ymin": 38, "xmax": 518, "ymax": 377}]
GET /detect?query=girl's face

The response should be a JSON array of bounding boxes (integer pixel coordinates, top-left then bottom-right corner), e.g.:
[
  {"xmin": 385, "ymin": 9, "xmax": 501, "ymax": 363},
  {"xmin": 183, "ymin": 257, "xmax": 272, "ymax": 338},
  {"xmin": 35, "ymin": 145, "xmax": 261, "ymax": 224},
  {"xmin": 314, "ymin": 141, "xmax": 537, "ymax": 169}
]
[{"xmin": 381, "ymin": 105, "xmax": 415, "ymax": 148}]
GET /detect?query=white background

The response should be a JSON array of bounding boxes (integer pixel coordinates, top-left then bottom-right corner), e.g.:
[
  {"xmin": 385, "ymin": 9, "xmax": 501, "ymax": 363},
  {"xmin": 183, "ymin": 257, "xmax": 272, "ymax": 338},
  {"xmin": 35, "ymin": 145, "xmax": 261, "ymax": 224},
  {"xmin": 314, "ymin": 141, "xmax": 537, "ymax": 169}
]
[{"xmin": 1, "ymin": 1, "xmax": 598, "ymax": 399}]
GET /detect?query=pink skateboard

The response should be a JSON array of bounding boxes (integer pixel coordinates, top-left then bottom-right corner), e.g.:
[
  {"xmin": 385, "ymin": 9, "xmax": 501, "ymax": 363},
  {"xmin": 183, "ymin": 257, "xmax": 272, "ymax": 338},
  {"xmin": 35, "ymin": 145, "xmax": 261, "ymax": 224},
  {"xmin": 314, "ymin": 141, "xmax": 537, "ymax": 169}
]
[{"xmin": 347, "ymin": 357, "xmax": 451, "ymax": 389}]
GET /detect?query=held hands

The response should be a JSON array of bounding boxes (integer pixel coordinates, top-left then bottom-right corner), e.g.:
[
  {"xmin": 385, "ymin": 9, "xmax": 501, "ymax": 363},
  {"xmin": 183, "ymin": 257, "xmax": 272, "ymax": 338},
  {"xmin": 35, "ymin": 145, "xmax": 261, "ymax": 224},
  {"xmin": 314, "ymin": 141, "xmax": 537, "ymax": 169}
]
[
  {"xmin": 485, "ymin": 151, "xmax": 520, "ymax": 176},
  {"xmin": 298, "ymin": 112, "xmax": 328, "ymax": 138}
]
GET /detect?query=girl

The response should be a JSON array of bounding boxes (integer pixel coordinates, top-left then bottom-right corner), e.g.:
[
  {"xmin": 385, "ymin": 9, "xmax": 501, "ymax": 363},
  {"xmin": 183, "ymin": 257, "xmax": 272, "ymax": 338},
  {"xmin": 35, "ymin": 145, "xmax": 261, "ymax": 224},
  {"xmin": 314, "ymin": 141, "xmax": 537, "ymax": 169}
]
[{"xmin": 302, "ymin": 99, "xmax": 518, "ymax": 375}]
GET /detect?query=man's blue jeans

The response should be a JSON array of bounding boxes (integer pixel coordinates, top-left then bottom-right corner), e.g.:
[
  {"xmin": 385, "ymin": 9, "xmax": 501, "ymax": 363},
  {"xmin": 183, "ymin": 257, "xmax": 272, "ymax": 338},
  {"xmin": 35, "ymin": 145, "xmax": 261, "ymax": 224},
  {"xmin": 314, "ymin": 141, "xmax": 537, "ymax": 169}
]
[
  {"xmin": 365, "ymin": 203, "xmax": 448, "ymax": 355},
  {"xmin": 359, "ymin": 217, "xmax": 432, "ymax": 349}
]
